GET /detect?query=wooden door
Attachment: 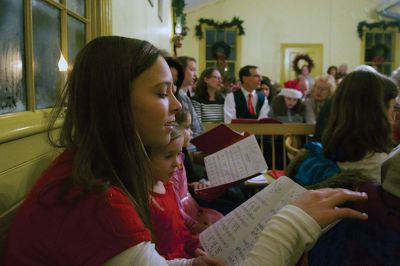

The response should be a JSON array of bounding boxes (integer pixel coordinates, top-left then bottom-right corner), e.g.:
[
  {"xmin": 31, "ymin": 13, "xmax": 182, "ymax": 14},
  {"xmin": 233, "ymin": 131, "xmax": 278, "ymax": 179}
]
[{"xmin": 280, "ymin": 44, "xmax": 323, "ymax": 83}]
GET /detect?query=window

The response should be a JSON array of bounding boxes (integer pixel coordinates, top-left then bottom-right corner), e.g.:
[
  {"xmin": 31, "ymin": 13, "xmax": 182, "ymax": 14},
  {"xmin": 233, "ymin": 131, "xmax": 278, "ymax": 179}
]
[
  {"xmin": 363, "ymin": 30, "xmax": 396, "ymax": 76},
  {"xmin": 200, "ymin": 28, "xmax": 241, "ymax": 79},
  {"xmin": 0, "ymin": 0, "xmax": 111, "ymax": 142}
]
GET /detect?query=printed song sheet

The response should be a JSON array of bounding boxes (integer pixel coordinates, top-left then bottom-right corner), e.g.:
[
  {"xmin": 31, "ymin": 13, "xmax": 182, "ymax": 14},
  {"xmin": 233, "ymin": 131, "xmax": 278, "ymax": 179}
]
[
  {"xmin": 203, "ymin": 135, "xmax": 267, "ymax": 188},
  {"xmin": 199, "ymin": 176, "xmax": 306, "ymax": 266}
]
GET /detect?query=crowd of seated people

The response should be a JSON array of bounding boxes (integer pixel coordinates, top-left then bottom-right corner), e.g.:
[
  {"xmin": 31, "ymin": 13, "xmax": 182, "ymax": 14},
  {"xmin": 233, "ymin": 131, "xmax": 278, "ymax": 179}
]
[
  {"xmin": 168, "ymin": 55, "xmax": 400, "ymax": 265},
  {"xmin": 5, "ymin": 35, "xmax": 399, "ymax": 265}
]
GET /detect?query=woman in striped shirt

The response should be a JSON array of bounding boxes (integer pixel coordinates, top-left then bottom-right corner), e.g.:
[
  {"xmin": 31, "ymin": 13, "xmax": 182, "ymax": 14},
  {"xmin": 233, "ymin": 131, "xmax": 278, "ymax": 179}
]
[{"xmin": 192, "ymin": 68, "xmax": 225, "ymax": 123}]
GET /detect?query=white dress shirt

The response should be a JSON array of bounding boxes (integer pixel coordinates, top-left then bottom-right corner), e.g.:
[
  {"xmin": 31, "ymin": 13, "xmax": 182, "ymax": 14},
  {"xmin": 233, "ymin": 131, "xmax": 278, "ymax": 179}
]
[{"xmin": 224, "ymin": 87, "xmax": 270, "ymax": 123}]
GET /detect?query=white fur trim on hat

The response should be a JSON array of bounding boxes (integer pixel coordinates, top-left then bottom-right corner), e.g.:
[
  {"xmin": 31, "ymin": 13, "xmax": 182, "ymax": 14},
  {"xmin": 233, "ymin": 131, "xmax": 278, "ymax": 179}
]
[{"xmin": 278, "ymin": 88, "xmax": 303, "ymax": 99}]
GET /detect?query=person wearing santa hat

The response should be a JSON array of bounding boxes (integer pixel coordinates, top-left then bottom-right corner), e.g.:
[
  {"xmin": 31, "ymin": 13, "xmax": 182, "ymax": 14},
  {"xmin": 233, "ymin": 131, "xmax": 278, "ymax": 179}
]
[{"xmin": 268, "ymin": 88, "xmax": 306, "ymax": 123}]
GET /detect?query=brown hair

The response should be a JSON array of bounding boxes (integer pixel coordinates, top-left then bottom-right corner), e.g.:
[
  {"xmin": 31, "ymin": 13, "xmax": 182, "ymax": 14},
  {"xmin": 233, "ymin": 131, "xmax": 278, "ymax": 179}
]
[
  {"xmin": 48, "ymin": 36, "xmax": 160, "ymax": 229},
  {"xmin": 194, "ymin": 67, "xmax": 224, "ymax": 103},
  {"xmin": 323, "ymin": 70, "xmax": 394, "ymax": 162},
  {"xmin": 270, "ymin": 95, "xmax": 306, "ymax": 117}
]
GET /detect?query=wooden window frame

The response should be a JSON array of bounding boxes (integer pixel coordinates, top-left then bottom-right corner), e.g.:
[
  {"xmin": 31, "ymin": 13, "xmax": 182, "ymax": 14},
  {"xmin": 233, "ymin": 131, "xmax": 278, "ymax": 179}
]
[
  {"xmin": 199, "ymin": 26, "xmax": 242, "ymax": 79},
  {"xmin": 0, "ymin": 0, "xmax": 111, "ymax": 144}
]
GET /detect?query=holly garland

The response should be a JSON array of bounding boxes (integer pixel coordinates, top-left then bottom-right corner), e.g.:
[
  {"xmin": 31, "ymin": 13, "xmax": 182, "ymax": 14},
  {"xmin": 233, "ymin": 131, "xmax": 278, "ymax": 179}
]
[
  {"xmin": 195, "ymin": 17, "xmax": 245, "ymax": 39},
  {"xmin": 357, "ymin": 20, "xmax": 400, "ymax": 39}
]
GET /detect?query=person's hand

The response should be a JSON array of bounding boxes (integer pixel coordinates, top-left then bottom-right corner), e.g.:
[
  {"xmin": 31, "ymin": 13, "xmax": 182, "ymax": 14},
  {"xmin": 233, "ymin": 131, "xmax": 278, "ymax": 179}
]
[
  {"xmin": 193, "ymin": 248, "xmax": 227, "ymax": 266},
  {"xmin": 197, "ymin": 210, "xmax": 211, "ymax": 226},
  {"xmin": 190, "ymin": 181, "xmax": 209, "ymax": 190},
  {"xmin": 292, "ymin": 188, "xmax": 368, "ymax": 228}
]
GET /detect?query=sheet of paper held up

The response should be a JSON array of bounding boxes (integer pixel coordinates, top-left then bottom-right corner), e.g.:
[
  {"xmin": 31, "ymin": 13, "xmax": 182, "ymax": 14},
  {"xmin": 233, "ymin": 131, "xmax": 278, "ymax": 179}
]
[
  {"xmin": 203, "ymin": 135, "xmax": 268, "ymax": 188},
  {"xmin": 199, "ymin": 176, "xmax": 306, "ymax": 266}
]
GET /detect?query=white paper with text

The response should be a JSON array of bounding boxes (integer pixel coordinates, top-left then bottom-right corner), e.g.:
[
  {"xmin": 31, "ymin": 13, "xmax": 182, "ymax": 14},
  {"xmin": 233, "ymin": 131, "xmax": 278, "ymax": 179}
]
[
  {"xmin": 203, "ymin": 135, "xmax": 268, "ymax": 188},
  {"xmin": 199, "ymin": 176, "xmax": 306, "ymax": 266}
]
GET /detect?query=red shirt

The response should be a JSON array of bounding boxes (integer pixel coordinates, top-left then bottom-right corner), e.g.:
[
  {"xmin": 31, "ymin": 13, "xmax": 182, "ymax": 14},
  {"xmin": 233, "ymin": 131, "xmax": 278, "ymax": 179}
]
[
  {"xmin": 5, "ymin": 150, "xmax": 151, "ymax": 266},
  {"xmin": 150, "ymin": 181, "xmax": 200, "ymax": 259}
]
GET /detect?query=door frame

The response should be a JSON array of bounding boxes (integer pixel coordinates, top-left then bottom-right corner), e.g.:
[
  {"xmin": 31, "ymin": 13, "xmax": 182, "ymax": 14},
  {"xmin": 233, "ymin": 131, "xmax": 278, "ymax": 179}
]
[{"xmin": 280, "ymin": 43, "xmax": 324, "ymax": 84}]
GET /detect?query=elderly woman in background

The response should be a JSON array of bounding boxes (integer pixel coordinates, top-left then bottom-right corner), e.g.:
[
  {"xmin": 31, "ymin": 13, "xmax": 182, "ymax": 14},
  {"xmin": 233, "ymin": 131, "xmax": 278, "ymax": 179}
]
[
  {"xmin": 192, "ymin": 67, "xmax": 225, "ymax": 123},
  {"xmin": 304, "ymin": 75, "xmax": 336, "ymax": 124}
]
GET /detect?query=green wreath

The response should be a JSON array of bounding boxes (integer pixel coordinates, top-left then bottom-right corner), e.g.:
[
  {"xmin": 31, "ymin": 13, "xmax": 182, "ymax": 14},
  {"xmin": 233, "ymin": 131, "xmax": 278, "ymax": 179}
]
[
  {"xmin": 212, "ymin": 41, "xmax": 231, "ymax": 59},
  {"xmin": 292, "ymin": 54, "xmax": 315, "ymax": 75}
]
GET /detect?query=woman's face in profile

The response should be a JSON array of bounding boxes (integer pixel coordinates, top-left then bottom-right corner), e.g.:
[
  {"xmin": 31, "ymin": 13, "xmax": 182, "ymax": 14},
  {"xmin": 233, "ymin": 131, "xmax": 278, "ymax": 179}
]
[{"xmin": 131, "ymin": 56, "xmax": 181, "ymax": 147}]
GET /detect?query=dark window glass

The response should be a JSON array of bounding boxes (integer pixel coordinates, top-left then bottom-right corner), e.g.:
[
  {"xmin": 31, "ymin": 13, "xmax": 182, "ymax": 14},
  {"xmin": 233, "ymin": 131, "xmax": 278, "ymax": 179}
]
[
  {"xmin": 206, "ymin": 46, "xmax": 213, "ymax": 60},
  {"xmin": 0, "ymin": 0, "xmax": 26, "ymax": 114},
  {"xmin": 32, "ymin": 0, "xmax": 61, "ymax": 109},
  {"xmin": 206, "ymin": 30, "xmax": 214, "ymax": 45},
  {"xmin": 67, "ymin": 0, "xmax": 85, "ymax": 17},
  {"xmin": 67, "ymin": 15, "xmax": 86, "ymax": 64},
  {"xmin": 216, "ymin": 30, "xmax": 225, "ymax": 41}
]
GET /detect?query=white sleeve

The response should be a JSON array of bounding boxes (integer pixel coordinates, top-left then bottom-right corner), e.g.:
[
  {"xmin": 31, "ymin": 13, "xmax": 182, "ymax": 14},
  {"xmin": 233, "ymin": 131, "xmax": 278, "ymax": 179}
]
[
  {"xmin": 224, "ymin": 92, "xmax": 236, "ymax": 123},
  {"xmin": 258, "ymin": 97, "xmax": 270, "ymax": 119},
  {"xmin": 103, "ymin": 241, "xmax": 194, "ymax": 266},
  {"xmin": 242, "ymin": 205, "xmax": 321, "ymax": 266}
]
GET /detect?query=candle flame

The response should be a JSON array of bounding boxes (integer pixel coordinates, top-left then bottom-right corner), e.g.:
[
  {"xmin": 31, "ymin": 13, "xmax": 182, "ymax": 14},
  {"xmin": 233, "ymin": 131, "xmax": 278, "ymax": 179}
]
[{"xmin": 58, "ymin": 53, "xmax": 68, "ymax": 72}]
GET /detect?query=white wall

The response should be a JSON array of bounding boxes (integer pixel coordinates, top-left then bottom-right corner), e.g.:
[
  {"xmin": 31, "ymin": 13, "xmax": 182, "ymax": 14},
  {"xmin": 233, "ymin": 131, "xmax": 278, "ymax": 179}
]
[
  {"xmin": 112, "ymin": 0, "xmax": 173, "ymax": 53},
  {"xmin": 180, "ymin": 0, "xmax": 391, "ymax": 81}
]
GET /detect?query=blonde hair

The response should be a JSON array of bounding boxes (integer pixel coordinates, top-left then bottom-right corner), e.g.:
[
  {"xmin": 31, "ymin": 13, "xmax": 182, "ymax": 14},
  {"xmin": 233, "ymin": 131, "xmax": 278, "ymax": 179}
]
[{"xmin": 311, "ymin": 74, "xmax": 336, "ymax": 96}]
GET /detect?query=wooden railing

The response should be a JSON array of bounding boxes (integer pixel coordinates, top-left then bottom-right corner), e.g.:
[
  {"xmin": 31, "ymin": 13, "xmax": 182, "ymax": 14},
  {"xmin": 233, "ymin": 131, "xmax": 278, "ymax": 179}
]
[{"xmin": 202, "ymin": 123, "xmax": 315, "ymax": 170}]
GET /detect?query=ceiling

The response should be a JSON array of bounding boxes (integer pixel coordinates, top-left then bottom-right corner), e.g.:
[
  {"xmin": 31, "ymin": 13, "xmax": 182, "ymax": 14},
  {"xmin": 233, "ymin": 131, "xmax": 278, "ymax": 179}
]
[
  {"xmin": 377, "ymin": 0, "xmax": 400, "ymax": 19},
  {"xmin": 184, "ymin": 0, "xmax": 400, "ymax": 19}
]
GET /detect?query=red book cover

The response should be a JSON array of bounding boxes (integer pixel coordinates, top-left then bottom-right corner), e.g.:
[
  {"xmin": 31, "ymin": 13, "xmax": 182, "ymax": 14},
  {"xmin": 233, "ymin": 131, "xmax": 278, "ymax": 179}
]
[{"xmin": 191, "ymin": 124, "xmax": 247, "ymax": 154}]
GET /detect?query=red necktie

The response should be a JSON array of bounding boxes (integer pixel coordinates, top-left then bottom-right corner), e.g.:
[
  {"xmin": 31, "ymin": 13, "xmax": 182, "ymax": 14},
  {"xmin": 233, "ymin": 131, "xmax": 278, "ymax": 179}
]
[{"xmin": 248, "ymin": 93, "xmax": 256, "ymax": 116}]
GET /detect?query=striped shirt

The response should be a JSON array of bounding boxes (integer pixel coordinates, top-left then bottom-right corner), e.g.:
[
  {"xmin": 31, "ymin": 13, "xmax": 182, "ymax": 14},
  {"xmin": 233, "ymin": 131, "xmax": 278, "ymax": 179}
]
[{"xmin": 192, "ymin": 99, "xmax": 224, "ymax": 123}]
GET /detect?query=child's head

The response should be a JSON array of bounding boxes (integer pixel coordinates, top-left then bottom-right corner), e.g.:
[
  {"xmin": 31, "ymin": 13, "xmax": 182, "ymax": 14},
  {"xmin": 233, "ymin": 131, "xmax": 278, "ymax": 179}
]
[
  {"xmin": 149, "ymin": 126, "xmax": 184, "ymax": 182},
  {"xmin": 175, "ymin": 106, "xmax": 192, "ymax": 147},
  {"xmin": 278, "ymin": 88, "xmax": 303, "ymax": 109}
]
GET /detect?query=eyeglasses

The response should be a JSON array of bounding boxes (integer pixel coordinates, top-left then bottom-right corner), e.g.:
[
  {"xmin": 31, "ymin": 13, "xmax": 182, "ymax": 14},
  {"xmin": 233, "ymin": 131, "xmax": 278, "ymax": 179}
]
[{"xmin": 210, "ymin": 75, "xmax": 222, "ymax": 81}]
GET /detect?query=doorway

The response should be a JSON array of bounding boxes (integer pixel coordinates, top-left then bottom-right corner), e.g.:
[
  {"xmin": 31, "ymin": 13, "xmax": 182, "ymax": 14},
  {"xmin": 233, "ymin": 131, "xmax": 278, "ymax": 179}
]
[{"xmin": 280, "ymin": 44, "xmax": 323, "ymax": 83}]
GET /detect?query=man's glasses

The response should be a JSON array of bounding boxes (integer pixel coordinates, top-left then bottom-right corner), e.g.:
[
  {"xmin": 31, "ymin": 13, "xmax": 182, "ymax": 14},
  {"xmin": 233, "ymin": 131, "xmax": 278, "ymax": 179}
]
[{"xmin": 210, "ymin": 75, "xmax": 222, "ymax": 81}]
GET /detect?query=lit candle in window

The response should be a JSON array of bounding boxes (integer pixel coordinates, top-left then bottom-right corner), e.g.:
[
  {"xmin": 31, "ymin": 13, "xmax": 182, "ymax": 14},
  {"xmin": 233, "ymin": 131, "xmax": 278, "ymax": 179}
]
[
  {"xmin": 58, "ymin": 53, "xmax": 68, "ymax": 72},
  {"xmin": 58, "ymin": 53, "xmax": 68, "ymax": 91}
]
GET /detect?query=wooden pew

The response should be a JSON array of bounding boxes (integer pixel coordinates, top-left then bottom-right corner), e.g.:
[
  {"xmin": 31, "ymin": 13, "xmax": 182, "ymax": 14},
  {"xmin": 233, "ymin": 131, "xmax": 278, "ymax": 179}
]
[
  {"xmin": 0, "ymin": 114, "xmax": 62, "ymax": 259},
  {"xmin": 202, "ymin": 123, "xmax": 315, "ymax": 170}
]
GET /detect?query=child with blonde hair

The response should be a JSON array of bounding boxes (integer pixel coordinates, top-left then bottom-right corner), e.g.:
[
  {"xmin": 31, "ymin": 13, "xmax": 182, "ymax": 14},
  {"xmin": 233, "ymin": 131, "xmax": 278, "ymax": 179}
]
[
  {"xmin": 148, "ymin": 126, "xmax": 201, "ymax": 260},
  {"xmin": 173, "ymin": 107, "xmax": 223, "ymax": 234}
]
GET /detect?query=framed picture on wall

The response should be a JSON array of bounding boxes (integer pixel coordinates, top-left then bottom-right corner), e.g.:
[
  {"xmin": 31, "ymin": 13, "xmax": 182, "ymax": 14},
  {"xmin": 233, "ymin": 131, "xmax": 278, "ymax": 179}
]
[
  {"xmin": 148, "ymin": 0, "xmax": 154, "ymax": 7},
  {"xmin": 158, "ymin": 0, "xmax": 163, "ymax": 22}
]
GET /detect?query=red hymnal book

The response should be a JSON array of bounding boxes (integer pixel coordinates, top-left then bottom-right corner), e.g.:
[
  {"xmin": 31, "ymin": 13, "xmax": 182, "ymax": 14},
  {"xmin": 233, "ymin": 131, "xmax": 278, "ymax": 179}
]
[{"xmin": 191, "ymin": 124, "xmax": 247, "ymax": 155}]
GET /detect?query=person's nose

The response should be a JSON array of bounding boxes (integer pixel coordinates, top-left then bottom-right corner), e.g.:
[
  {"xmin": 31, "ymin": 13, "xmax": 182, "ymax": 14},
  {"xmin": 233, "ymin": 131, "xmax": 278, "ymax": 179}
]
[
  {"xmin": 172, "ymin": 156, "xmax": 180, "ymax": 168},
  {"xmin": 169, "ymin": 92, "xmax": 182, "ymax": 115}
]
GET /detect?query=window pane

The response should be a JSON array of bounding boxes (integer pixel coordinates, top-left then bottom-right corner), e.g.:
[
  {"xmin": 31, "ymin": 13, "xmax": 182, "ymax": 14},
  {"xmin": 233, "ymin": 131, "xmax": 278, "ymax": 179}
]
[
  {"xmin": 206, "ymin": 30, "xmax": 215, "ymax": 45},
  {"xmin": 32, "ymin": 0, "xmax": 61, "ymax": 109},
  {"xmin": 68, "ymin": 15, "xmax": 86, "ymax": 64},
  {"xmin": 228, "ymin": 45, "xmax": 235, "ymax": 60},
  {"xmin": 67, "ymin": 0, "xmax": 85, "ymax": 17},
  {"xmin": 206, "ymin": 62, "xmax": 215, "ymax": 68},
  {"xmin": 0, "ymin": 0, "xmax": 26, "ymax": 114},
  {"xmin": 216, "ymin": 30, "xmax": 224, "ymax": 41},
  {"xmin": 206, "ymin": 46, "xmax": 213, "ymax": 60},
  {"xmin": 365, "ymin": 33, "xmax": 373, "ymax": 48},
  {"xmin": 226, "ymin": 30, "xmax": 236, "ymax": 45},
  {"xmin": 374, "ymin": 33, "xmax": 382, "ymax": 44}
]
